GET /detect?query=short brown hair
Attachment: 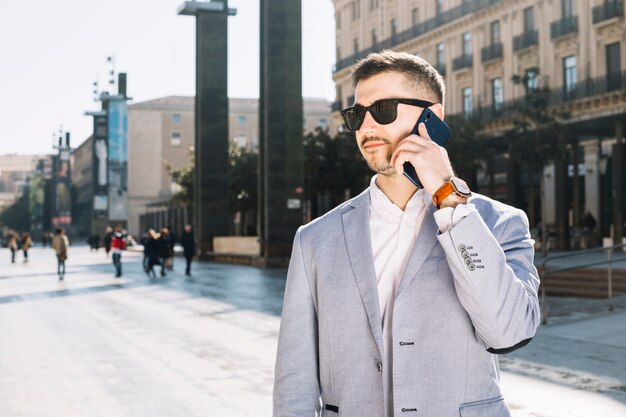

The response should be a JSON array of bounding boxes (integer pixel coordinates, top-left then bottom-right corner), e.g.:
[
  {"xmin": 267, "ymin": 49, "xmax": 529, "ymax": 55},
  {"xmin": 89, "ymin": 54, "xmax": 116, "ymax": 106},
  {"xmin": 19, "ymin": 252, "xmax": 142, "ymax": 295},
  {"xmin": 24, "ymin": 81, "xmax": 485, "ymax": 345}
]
[{"xmin": 351, "ymin": 50, "xmax": 446, "ymax": 105}]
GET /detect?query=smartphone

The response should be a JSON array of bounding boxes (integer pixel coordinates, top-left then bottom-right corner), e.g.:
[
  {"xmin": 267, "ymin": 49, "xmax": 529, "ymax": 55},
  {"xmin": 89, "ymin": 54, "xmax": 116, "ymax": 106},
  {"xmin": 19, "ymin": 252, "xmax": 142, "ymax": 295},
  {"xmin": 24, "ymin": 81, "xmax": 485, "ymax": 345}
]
[{"xmin": 403, "ymin": 108, "xmax": 451, "ymax": 189}]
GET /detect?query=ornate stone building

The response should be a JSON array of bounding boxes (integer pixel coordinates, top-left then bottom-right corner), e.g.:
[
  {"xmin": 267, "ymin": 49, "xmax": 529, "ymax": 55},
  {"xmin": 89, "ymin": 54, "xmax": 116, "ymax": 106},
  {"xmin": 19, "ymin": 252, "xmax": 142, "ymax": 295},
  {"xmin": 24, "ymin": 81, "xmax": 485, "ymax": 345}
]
[{"xmin": 331, "ymin": 0, "xmax": 625, "ymax": 247}]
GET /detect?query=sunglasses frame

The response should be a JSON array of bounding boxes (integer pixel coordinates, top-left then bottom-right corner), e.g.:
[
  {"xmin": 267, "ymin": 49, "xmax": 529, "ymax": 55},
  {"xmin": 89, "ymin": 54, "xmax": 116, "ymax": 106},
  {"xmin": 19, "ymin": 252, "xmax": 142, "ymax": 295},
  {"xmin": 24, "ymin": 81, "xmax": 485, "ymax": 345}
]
[{"xmin": 340, "ymin": 98, "xmax": 435, "ymax": 131}]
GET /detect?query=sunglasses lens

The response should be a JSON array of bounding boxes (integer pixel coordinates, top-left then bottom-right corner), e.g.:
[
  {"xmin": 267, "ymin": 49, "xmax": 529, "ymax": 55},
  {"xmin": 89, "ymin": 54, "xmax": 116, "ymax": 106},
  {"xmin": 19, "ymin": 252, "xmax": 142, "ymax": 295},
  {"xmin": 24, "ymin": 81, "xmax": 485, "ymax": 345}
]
[
  {"xmin": 342, "ymin": 107, "xmax": 363, "ymax": 130},
  {"xmin": 372, "ymin": 100, "xmax": 397, "ymax": 124}
]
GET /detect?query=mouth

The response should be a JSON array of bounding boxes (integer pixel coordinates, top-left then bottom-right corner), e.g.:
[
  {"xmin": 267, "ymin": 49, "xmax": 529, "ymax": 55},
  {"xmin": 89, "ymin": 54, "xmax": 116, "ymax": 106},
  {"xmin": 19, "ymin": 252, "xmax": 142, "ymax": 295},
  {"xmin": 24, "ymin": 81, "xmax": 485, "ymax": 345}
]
[{"xmin": 362, "ymin": 138, "xmax": 389, "ymax": 151}]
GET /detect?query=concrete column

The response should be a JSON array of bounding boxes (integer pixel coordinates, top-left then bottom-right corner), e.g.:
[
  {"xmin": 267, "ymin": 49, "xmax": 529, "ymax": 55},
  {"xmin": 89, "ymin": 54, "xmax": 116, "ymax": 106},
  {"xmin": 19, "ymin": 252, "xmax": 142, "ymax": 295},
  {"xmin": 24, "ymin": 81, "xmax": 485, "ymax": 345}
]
[
  {"xmin": 259, "ymin": 0, "xmax": 304, "ymax": 261},
  {"xmin": 582, "ymin": 139, "xmax": 601, "ymax": 229},
  {"xmin": 179, "ymin": 1, "xmax": 236, "ymax": 255}
]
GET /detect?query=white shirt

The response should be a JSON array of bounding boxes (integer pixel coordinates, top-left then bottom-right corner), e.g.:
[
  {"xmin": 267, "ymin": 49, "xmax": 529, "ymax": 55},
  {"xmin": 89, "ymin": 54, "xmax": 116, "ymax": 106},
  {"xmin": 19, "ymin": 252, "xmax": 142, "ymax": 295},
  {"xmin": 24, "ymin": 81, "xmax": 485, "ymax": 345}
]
[{"xmin": 368, "ymin": 175, "xmax": 475, "ymax": 417}]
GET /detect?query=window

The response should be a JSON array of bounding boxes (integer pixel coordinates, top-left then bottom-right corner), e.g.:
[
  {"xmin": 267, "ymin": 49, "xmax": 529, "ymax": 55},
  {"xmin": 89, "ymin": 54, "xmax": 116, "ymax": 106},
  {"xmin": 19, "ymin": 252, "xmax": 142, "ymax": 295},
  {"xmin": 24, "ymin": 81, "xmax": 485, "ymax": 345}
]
[
  {"xmin": 171, "ymin": 131, "xmax": 182, "ymax": 146},
  {"xmin": 352, "ymin": 1, "xmax": 360, "ymax": 20},
  {"xmin": 490, "ymin": 21, "xmax": 500, "ymax": 45},
  {"xmin": 412, "ymin": 8, "xmax": 419, "ymax": 26},
  {"xmin": 391, "ymin": 18, "xmax": 397, "ymax": 39},
  {"xmin": 336, "ymin": 47, "xmax": 341, "ymax": 60},
  {"xmin": 371, "ymin": 29, "xmax": 378, "ymax": 46},
  {"xmin": 463, "ymin": 32, "xmax": 472, "ymax": 56},
  {"xmin": 336, "ymin": 11, "xmax": 341, "ymax": 29},
  {"xmin": 563, "ymin": 55, "xmax": 577, "ymax": 93},
  {"xmin": 370, "ymin": 0, "xmax": 379, "ymax": 9},
  {"xmin": 523, "ymin": 7, "xmax": 534, "ymax": 33},
  {"xmin": 463, "ymin": 87, "xmax": 473, "ymax": 117},
  {"xmin": 234, "ymin": 133, "xmax": 248, "ymax": 148},
  {"xmin": 606, "ymin": 42, "xmax": 622, "ymax": 90},
  {"xmin": 437, "ymin": 42, "xmax": 445, "ymax": 67},
  {"xmin": 562, "ymin": 0, "xmax": 573, "ymax": 17},
  {"xmin": 171, "ymin": 113, "xmax": 181, "ymax": 123},
  {"xmin": 238, "ymin": 115, "xmax": 247, "ymax": 125},
  {"xmin": 319, "ymin": 119, "xmax": 328, "ymax": 129},
  {"xmin": 436, "ymin": 0, "xmax": 443, "ymax": 15},
  {"xmin": 492, "ymin": 78, "xmax": 503, "ymax": 111},
  {"xmin": 525, "ymin": 68, "xmax": 538, "ymax": 90},
  {"xmin": 354, "ymin": 38, "xmax": 360, "ymax": 54}
]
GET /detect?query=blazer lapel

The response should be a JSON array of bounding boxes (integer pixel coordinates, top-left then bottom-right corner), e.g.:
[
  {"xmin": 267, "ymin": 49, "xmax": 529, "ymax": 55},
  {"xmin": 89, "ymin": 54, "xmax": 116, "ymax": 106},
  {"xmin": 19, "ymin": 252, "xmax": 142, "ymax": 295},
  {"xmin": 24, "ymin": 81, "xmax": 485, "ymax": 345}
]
[
  {"xmin": 342, "ymin": 189, "xmax": 384, "ymax": 357},
  {"xmin": 396, "ymin": 204, "xmax": 439, "ymax": 297}
]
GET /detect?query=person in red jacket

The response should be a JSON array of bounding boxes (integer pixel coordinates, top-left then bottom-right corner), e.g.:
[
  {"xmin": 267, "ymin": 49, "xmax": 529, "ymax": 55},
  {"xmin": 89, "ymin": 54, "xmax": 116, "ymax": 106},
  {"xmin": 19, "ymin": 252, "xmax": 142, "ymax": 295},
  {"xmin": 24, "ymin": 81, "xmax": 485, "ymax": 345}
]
[{"xmin": 111, "ymin": 224, "xmax": 127, "ymax": 278}]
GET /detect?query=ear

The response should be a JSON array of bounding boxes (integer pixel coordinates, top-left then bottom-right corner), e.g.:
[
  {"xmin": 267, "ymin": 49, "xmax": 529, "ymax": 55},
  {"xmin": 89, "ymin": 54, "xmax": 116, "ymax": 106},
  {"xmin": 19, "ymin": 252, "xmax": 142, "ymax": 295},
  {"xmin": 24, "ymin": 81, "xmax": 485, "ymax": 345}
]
[{"xmin": 430, "ymin": 102, "xmax": 445, "ymax": 120}]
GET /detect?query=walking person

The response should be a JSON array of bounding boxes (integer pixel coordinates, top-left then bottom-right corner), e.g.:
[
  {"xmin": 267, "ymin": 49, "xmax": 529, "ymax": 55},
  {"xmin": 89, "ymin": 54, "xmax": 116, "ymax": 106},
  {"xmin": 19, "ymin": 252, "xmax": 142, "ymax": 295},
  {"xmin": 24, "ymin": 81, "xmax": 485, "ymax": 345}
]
[
  {"xmin": 159, "ymin": 228, "xmax": 173, "ymax": 276},
  {"xmin": 273, "ymin": 51, "xmax": 540, "ymax": 417},
  {"xmin": 8, "ymin": 233, "xmax": 18, "ymax": 264},
  {"xmin": 111, "ymin": 225, "xmax": 126, "ymax": 278},
  {"xmin": 144, "ymin": 229, "xmax": 161, "ymax": 278},
  {"xmin": 103, "ymin": 226, "xmax": 113, "ymax": 257},
  {"xmin": 180, "ymin": 224, "xmax": 196, "ymax": 276},
  {"xmin": 51, "ymin": 228, "xmax": 69, "ymax": 280},
  {"xmin": 21, "ymin": 232, "xmax": 32, "ymax": 263}
]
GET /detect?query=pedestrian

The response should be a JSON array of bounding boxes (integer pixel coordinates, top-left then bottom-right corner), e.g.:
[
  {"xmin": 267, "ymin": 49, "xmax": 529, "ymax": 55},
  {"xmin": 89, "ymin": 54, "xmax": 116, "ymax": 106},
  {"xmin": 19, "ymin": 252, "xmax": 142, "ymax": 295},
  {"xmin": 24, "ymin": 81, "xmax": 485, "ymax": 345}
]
[
  {"xmin": 159, "ymin": 227, "xmax": 173, "ymax": 276},
  {"xmin": 51, "ymin": 228, "xmax": 69, "ymax": 280},
  {"xmin": 180, "ymin": 224, "xmax": 196, "ymax": 276},
  {"xmin": 273, "ymin": 51, "xmax": 540, "ymax": 417},
  {"xmin": 8, "ymin": 233, "xmax": 18, "ymax": 264},
  {"xmin": 103, "ymin": 226, "xmax": 113, "ymax": 257},
  {"xmin": 166, "ymin": 225, "xmax": 177, "ymax": 270},
  {"xmin": 111, "ymin": 224, "xmax": 126, "ymax": 278},
  {"xmin": 144, "ymin": 229, "xmax": 161, "ymax": 278},
  {"xmin": 21, "ymin": 232, "xmax": 32, "ymax": 263}
]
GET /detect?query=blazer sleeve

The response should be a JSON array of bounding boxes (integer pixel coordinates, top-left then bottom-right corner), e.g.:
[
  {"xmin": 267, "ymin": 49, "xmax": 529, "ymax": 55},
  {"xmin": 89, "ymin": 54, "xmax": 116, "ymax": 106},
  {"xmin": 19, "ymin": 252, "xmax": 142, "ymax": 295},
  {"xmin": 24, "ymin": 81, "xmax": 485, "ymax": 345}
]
[
  {"xmin": 273, "ymin": 228, "xmax": 321, "ymax": 417},
  {"xmin": 436, "ymin": 208, "xmax": 541, "ymax": 353}
]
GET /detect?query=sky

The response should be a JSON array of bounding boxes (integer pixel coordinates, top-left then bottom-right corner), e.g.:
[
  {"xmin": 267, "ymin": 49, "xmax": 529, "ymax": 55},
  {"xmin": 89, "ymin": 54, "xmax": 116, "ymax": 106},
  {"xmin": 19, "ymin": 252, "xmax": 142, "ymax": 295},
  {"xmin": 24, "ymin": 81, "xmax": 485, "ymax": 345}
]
[{"xmin": 0, "ymin": 0, "xmax": 336, "ymax": 155}]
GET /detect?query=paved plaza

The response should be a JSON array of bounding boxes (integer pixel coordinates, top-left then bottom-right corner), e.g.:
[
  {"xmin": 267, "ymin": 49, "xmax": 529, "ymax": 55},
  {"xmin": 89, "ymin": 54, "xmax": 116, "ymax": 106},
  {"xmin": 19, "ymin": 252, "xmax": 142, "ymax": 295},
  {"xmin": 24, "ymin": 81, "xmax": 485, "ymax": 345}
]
[{"xmin": 0, "ymin": 246, "xmax": 625, "ymax": 416}]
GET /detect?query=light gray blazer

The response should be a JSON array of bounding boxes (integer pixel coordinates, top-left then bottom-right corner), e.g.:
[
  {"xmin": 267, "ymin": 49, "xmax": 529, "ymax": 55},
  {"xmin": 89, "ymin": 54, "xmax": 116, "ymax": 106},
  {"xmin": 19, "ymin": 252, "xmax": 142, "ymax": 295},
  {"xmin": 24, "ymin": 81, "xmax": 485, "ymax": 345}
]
[{"xmin": 274, "ymin": 188, "xmax": 540, "ymax": 417}]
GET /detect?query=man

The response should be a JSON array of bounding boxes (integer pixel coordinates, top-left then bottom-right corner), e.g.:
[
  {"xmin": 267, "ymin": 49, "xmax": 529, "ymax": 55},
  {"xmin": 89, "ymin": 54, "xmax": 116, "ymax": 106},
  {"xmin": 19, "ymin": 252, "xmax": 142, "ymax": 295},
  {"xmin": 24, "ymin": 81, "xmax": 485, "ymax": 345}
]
[
  {"xmin": 273, "ymin": 51, "xmax": 540, "ymax": 417},
  {"xmin": 180, "ymin": 224, "xmax": 196, "ymax": 276},
  {"xmin": 111, "ymin": 225, "xmax": 126, "ymax": 278},
  {"xmin": 51, "ymin": 228, "xmax": 69, "ymax": 280}
]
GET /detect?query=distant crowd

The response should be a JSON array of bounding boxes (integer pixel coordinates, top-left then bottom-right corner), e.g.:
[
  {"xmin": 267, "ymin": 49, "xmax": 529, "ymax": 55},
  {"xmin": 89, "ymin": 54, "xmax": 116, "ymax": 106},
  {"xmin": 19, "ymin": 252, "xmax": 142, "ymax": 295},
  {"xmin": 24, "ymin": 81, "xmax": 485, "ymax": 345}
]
[{"xmin": 4, "ymin": 223, "xmax": 197, "ymax": 280}]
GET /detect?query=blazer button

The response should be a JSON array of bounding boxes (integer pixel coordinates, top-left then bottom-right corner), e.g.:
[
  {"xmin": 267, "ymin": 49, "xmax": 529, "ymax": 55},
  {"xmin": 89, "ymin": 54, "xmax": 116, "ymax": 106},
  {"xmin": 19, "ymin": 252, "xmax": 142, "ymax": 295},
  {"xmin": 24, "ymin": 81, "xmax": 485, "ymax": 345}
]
[{"xmin": 377, "ymin": 362, "xmax": 383, "ymax": 373}]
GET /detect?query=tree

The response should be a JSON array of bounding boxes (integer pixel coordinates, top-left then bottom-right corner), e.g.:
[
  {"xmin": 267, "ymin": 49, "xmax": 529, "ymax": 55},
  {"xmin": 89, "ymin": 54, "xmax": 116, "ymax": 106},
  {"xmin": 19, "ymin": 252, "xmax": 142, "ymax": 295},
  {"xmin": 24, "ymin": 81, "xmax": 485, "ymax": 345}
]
[
  {"xmin": 228, "ymin": 143, "xmax": 258, "ymax": 233},
  {"xmin": 163, "ymin": 147, "xmax": 195, "ymax": 205},
  {"xmin": 304, "ymin": 127, "xmax": 370, "ymax": 218},
  {"xmin": 507, "ymin": 68, "xmax": 570, "ymax": 230},
  {"xmin": 0, "ymin": 192, "xmax": 30, "ymax": 232},
  {"xmin": 444, "ymin": 114, "xmax": 487, "ymax": 190}
]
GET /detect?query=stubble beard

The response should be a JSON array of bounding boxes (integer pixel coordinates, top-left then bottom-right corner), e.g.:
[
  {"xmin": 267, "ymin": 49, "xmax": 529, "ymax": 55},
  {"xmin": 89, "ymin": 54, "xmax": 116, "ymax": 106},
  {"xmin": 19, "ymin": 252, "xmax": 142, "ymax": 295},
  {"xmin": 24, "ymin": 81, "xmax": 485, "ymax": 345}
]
[{"xmin": 361, "ymin": 136, "xmax": 398, "ymax": 177}]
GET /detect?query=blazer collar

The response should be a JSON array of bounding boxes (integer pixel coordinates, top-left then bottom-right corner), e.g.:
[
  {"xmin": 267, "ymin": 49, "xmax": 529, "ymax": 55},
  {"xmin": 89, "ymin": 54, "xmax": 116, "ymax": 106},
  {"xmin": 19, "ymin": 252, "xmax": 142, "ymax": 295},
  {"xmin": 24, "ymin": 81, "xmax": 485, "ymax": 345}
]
[{"xmin": 342, "ymin": 189, "xmax": 384, "ymax": 357}]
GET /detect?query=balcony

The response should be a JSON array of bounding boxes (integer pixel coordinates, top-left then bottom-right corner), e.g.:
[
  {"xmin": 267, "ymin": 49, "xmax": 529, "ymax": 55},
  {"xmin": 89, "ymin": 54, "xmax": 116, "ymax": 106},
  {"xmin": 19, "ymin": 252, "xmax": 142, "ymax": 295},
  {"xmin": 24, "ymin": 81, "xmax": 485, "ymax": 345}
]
[
  {"xmin": 513, "ymin": 30, "xmax": 539, "ymax": 52},
  {"xmin": 550, "ymin": 15, "xmax": 578, "ymax": 39},
  {"xmin": 436, "ymin": 64, "xmax": 447, "ymax": 76},
  {"xmin": 467, "ymin": 70, "xmax": 626, "ymax": 122},
  {"xmin": 332, "ymin": 0, "xmax": 503, "ymax": 73},
  {"xmin": 452, "ymin": 54, "xmax": 473, "ymax": 71},
  {"xmin": 592, "ymin": 0, "xmax": 624, "ymax": 24},
  {"xmin": 481, "ymin": 43, "xmax": 503, "ymax": 63},
  {"xmin": 331, "ymin": 101, "xmax": 342, "ymax": 112}
]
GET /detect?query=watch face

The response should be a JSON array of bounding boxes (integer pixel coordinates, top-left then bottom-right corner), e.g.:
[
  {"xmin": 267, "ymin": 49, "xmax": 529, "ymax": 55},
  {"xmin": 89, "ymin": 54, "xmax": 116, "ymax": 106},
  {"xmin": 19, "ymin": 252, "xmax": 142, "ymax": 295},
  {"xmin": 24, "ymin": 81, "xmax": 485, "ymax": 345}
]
[{"xmin": 451, "ymin": 178, "xmax": 471, "ymax": 196}]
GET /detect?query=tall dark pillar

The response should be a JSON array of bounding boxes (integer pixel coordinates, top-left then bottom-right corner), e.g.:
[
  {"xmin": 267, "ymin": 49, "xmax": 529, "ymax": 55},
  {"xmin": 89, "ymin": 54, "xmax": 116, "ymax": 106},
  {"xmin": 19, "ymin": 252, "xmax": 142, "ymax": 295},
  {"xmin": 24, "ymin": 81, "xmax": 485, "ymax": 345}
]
[
  {"xmin": 554, "ymin": 156, "xmax": 570, "ymax": 250},
  {"xmin": 613, "ymin": 120, "xmax": 624, "ymax": 248},
  {"xmin": 179, "ymin": 1, "xmax": 236, "ymax": 255},
  {"xmin": 259, "ymin": 0, "xmax": 304, "ymax": 260}
]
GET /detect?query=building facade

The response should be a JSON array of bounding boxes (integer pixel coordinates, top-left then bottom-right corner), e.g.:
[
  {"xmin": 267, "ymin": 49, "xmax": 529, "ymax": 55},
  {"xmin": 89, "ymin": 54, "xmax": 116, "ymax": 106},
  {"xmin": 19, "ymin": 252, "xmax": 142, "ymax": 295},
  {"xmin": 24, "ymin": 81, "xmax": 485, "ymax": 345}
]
[
  {"xmin": 126, "ymin": 96, "xmax": 335, "ymax": 236},
  {"xmin": 332, "ymin": 0, "xmax": 625, "ymax": 246}
]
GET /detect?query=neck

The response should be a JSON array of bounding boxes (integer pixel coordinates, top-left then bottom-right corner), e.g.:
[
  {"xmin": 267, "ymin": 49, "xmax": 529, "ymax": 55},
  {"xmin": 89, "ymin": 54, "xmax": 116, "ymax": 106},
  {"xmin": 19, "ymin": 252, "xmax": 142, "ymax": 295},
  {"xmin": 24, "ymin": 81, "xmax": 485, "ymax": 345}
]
[{"xmin": 375, "ymin": 174, "xmax": 419, "ymax": 211}]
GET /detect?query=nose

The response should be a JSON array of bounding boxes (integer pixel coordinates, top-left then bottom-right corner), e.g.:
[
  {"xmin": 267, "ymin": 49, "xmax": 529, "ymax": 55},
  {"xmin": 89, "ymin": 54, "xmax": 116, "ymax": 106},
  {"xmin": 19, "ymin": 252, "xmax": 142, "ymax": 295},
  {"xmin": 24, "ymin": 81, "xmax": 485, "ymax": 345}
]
[{"xmin": 358, "ymin": 109, "xmax": 378, "ymax": 135}]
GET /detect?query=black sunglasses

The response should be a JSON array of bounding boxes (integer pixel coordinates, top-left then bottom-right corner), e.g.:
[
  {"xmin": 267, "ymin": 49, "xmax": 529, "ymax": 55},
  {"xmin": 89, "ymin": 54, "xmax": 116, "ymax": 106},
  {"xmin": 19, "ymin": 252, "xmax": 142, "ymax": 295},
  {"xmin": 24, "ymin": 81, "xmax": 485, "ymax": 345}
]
[{"xmin": 340, "ymin": 98, "xmax": 435, "ymax": 131}]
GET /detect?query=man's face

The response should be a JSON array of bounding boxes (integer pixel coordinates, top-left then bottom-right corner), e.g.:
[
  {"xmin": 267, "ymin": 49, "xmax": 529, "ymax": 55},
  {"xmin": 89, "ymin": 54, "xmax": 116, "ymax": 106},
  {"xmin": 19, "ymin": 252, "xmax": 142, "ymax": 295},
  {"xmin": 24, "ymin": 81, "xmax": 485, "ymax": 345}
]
[{"xmin": 353, "ymin": 71, "xmax": 433, "ymax": 177}]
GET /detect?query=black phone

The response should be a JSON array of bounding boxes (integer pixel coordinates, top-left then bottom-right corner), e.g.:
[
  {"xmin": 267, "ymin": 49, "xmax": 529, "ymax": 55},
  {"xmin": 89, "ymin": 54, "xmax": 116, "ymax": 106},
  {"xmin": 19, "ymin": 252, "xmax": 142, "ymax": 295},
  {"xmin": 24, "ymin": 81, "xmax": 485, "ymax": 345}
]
[{"xmin": 403, "ymin": 108, "xmax": 451, "ymax": 189}]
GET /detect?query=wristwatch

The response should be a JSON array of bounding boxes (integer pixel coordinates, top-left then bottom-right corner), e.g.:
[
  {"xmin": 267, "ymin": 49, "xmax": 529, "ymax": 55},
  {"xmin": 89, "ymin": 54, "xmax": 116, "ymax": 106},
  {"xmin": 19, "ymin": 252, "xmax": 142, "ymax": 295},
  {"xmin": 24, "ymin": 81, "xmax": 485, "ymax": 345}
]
[{"xmin": 432, "ymin": 177, "xmax": 472, "ymax": 209}]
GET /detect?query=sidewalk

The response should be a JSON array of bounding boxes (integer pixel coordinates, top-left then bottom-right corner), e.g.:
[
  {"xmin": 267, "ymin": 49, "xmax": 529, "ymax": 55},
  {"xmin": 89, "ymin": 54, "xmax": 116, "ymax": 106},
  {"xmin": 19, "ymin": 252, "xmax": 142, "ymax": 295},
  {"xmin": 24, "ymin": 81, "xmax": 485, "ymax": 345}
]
[{"xmin": 0, "ymin": 246, "xmax": 624, "ymax": 416}]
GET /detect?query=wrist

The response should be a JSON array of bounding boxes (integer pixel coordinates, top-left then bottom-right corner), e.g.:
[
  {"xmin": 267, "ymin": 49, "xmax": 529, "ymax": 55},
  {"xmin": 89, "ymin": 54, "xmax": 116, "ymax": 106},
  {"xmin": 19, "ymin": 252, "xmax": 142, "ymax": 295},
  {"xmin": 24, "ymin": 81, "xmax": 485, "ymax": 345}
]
[{"xmin": 438, "ymin": 193, "xmax": 468, "ymax": 209}]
